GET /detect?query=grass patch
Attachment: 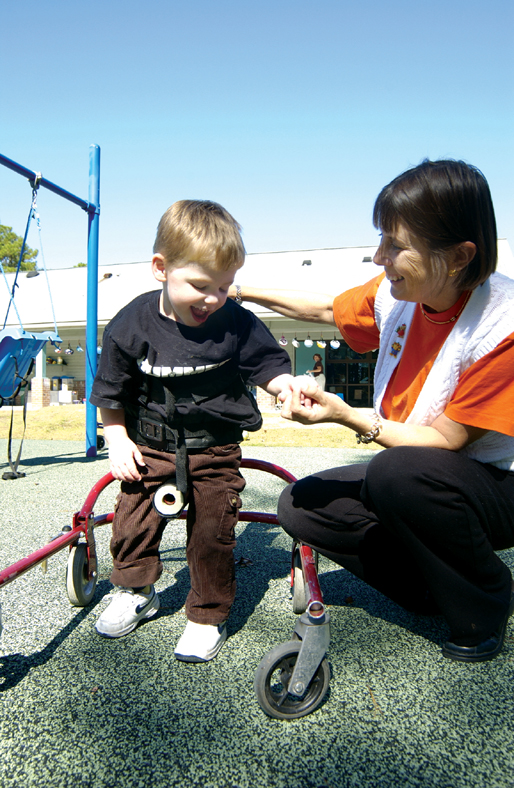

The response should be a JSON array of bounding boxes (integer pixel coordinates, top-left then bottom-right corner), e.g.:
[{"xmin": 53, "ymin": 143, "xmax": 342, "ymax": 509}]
[
  {"xmin": 0, "ymin": 404, "xmax": 88, "ymax": 442},
  {"xmin": 0, "ymin": 404, "xmax": 375, "ymax": 449},
  {"xmin": 243, "ymin": 427, "xmax": 367, "ymax": 449}
]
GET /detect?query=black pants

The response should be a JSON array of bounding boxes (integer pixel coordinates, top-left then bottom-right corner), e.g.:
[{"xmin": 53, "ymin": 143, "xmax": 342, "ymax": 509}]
[{"xmin": 278, "ymin": 446, "xmax": 514, "ymax": 646}]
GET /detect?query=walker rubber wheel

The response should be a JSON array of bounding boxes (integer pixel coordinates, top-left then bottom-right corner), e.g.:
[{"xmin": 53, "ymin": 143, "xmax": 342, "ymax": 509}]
[
  {"xmin": 66, "ymin": 544, "xmax": 97, "ymax": 606},
  {"xmin": 254, "ymin": 641, "xmax": 330, "ymax": 720},
  {"xmin": 291, "ymin": 545, "xmax": 319, "ymax": 615}
]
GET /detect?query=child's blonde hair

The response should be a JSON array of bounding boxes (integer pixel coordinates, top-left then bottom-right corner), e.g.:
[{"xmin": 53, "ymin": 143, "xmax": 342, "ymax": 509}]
[{"xmin": 153, "ymin": 200, "xmax": 245, "ymax": 271}]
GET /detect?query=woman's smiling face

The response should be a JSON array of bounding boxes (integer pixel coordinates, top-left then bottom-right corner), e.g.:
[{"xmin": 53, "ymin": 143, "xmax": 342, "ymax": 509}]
[{"xmin": 373, "ymin": 223, "xmax": 452, "ymax": 311}]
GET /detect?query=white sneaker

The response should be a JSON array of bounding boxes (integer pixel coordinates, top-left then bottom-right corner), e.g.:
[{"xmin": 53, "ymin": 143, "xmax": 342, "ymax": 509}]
[
  {"xmin": 95, "ymin": 586, "xmax": 160, "ymax": 638},
  {"xmin": 174, "ymin": 620, "xmax": 227, "ymax": 662}
]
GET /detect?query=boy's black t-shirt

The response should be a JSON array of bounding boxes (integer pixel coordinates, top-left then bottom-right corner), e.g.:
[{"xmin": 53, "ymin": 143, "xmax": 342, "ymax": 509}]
[{"xmin": 90, "ymin": 291, "xmax": 291, "ymax": 441}]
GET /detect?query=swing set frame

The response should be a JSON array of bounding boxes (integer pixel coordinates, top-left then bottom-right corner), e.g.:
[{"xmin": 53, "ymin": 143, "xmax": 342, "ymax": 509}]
[{"xmin": 0, "ymin": 146, "xmax": 101, "ymax": 456}]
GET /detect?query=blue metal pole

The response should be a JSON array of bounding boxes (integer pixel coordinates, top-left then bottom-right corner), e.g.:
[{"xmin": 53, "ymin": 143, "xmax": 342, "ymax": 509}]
[
  {"xmin": 85, "ymin": 145, "xmax": 101, "ymax": 457},
  {"xmin": 0, "ymin": 153, "xmax": 94, "ymax": 212}
]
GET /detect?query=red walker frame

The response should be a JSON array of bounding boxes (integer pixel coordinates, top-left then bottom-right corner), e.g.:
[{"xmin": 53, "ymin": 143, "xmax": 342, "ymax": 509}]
[{"xmin": 0, "ymin": 458, "xmax": 331, "ymax": 719}]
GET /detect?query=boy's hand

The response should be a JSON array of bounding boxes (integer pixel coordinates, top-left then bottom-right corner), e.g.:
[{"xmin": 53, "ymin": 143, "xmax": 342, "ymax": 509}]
[
  {"xmin": 276, "ymin": 374, "xmax": 317, "ymax": 403},
  {"xmin": 108, "ymin": 438, "xmax": 146, "ymax": 482},
  {"xmin": 100, "ymin": 408, "xmax": 146, "ymax": 482},
  {"xmin": 262, "ymin": 373, "xmax": 314, "ymax": 400}
]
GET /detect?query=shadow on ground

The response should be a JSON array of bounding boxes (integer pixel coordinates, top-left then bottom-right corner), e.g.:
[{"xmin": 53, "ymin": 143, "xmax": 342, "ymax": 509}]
[{"xmin": 1, "ymin": 442, "xmax": 514, "ymax": 788}]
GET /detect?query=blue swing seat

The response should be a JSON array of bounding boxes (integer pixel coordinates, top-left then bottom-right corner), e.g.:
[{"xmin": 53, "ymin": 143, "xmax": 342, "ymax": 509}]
[{"xmin": 0, "ymin": 327, "xmax": 60, "ymax": 401}]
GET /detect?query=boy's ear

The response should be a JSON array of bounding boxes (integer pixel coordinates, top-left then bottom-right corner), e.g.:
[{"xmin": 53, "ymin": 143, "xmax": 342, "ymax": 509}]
[{"xmin": 152, "ymin": 254, "xmax": 167, "ymax": 282}]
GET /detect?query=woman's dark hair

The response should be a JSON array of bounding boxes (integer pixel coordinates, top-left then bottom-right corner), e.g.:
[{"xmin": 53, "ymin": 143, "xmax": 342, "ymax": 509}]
[{"xmin": 373, "ymin": 159, "xmax": 497, "ymax": 289}]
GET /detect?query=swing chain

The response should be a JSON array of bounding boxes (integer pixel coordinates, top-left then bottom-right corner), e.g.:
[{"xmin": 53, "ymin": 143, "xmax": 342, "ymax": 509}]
[
  {"xmin": 29, "ymin": 171, "xmax": 42, "ymax": 192},
  {"xmin": 30, "ymin": 173, "xmax": 42, "ymax": 216}
]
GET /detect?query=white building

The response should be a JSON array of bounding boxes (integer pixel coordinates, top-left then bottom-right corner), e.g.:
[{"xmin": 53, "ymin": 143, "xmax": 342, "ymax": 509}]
[{"xmin": 2, "ymin": 240, "xmax": 514, "ymax": 408}]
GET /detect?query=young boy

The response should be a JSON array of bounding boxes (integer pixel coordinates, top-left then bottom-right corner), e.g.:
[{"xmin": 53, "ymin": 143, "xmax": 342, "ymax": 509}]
[{"xmin": 90, "ymin": 200, "xmax": 293, "ymax": 662}]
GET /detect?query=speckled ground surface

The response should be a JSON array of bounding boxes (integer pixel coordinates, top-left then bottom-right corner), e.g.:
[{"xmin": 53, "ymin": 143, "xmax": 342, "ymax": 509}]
[{"xmin": 1, "ymin": 440, "xmax": 514, "ymax": 788}]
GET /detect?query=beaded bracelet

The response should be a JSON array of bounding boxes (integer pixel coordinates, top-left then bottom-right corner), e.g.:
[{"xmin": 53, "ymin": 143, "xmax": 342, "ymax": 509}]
[{"xmin": 355, "ymin": 411, "xmax": 383, "ymax": 444}]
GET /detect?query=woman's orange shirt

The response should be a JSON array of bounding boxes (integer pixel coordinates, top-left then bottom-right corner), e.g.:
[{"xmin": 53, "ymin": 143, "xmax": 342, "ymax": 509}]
[{"xmin": 333, "ymin": 274, "xmax": 514, "ymax": 437}]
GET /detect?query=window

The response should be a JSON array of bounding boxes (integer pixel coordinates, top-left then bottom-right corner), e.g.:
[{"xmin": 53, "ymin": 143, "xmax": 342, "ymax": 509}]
[{"xmin": 326, "ymin": 341, "xmax": 378, "ymax": 406}]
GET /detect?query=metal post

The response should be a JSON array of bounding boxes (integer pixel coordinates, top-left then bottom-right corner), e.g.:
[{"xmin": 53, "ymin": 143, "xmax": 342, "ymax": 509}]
[
  {"xmin": 85, "ymin": 145, "xmax": 101, "ymax": 457},
  {"xmin": 0, "ymin": 147, "xmax": 101, "ymax": 456},
  {"xmin": 0, "ymin": 153, "xmax": 93, "ymax": 212}
]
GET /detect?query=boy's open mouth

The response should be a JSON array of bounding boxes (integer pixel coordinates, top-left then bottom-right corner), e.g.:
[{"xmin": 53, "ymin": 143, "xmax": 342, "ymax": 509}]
[{"xmin": 191, "ymin": 306, "xmax": 209, "ymax": 323}]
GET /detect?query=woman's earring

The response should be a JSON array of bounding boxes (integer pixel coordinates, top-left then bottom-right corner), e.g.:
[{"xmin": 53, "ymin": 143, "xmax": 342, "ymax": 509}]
[{"xmin": 448, "ymin": 269, "xmax": 457, "ymax": 277}]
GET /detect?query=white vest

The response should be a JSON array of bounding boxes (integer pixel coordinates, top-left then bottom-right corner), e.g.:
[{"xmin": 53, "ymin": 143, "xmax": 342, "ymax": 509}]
[{"xmin": 372, "ymin": 272, "xmax": 514, "ymax": 470}]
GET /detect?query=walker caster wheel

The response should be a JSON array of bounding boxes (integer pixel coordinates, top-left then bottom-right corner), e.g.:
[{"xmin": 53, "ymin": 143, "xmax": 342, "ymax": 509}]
[
  {"xmin": 291, "ymin": 545, "xmax": 319, "ymax": 615},
  {"xmin": 66, "ymin": 544, "xmax": 97, "ymax": 606},
  {"xmin": 254, "ymin": 641, "xmax": 330, "ymax": 719}
]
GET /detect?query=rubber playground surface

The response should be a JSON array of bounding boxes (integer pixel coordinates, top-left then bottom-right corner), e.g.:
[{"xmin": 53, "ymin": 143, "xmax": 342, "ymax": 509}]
[{"xmin": 1, "ymin": 440, "xmax": 514, "ymax": 788}]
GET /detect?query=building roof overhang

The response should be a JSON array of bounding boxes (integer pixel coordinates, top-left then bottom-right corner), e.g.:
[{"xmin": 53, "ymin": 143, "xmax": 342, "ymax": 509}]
[{"xmin": 2, "ymin": 240, "xmax": 513, "ymax": 332}]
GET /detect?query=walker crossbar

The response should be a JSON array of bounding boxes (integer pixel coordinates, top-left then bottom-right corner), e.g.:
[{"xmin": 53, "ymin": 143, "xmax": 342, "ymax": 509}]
[
  {"xmin": 0, "ymin": 527, "xmax": 84, "ymax": 588},
  {"xmin": 0, "ymin": 459, "xmax": 298, "ymax": 591},
  {"xmin": 0, "ymin": 515, "xmax": 91, "ymax": 590}
]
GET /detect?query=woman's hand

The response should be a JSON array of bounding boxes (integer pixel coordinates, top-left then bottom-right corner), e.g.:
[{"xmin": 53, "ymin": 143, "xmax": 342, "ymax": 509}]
[
  {"xmin": 280, "ymin": 378, "xmax": 348, "ymax": 425},
  {"xmin": 279, "ymin": 381, "xmax": 490, "ymax": 451}
]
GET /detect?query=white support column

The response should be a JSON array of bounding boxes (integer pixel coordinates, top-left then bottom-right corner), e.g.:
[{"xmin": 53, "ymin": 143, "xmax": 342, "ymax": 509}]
[{"xmin": 35, "ymin": 345, "xmax": 47, "ymax": 378}]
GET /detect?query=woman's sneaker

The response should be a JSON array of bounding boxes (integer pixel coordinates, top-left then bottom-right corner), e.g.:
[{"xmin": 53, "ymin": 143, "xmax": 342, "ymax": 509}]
[
  {"xmin": 174, "ymin": 620, "xmax": 227, "ymax": 662},
  {"xmin": 95, "ymin": 586, "xmax": 160, "ymax": 638}
]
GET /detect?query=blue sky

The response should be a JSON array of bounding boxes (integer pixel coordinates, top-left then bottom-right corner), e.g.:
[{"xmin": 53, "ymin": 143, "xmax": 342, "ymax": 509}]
[{"xmin": 1, "ymin": 0, "xmax": 513, "ymax": 269}]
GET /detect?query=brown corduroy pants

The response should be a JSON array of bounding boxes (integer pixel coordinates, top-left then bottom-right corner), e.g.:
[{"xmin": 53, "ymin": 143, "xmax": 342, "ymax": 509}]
[{"xmin": 109, "ymin": 443, "xmax": 245, "ymax": 625}]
